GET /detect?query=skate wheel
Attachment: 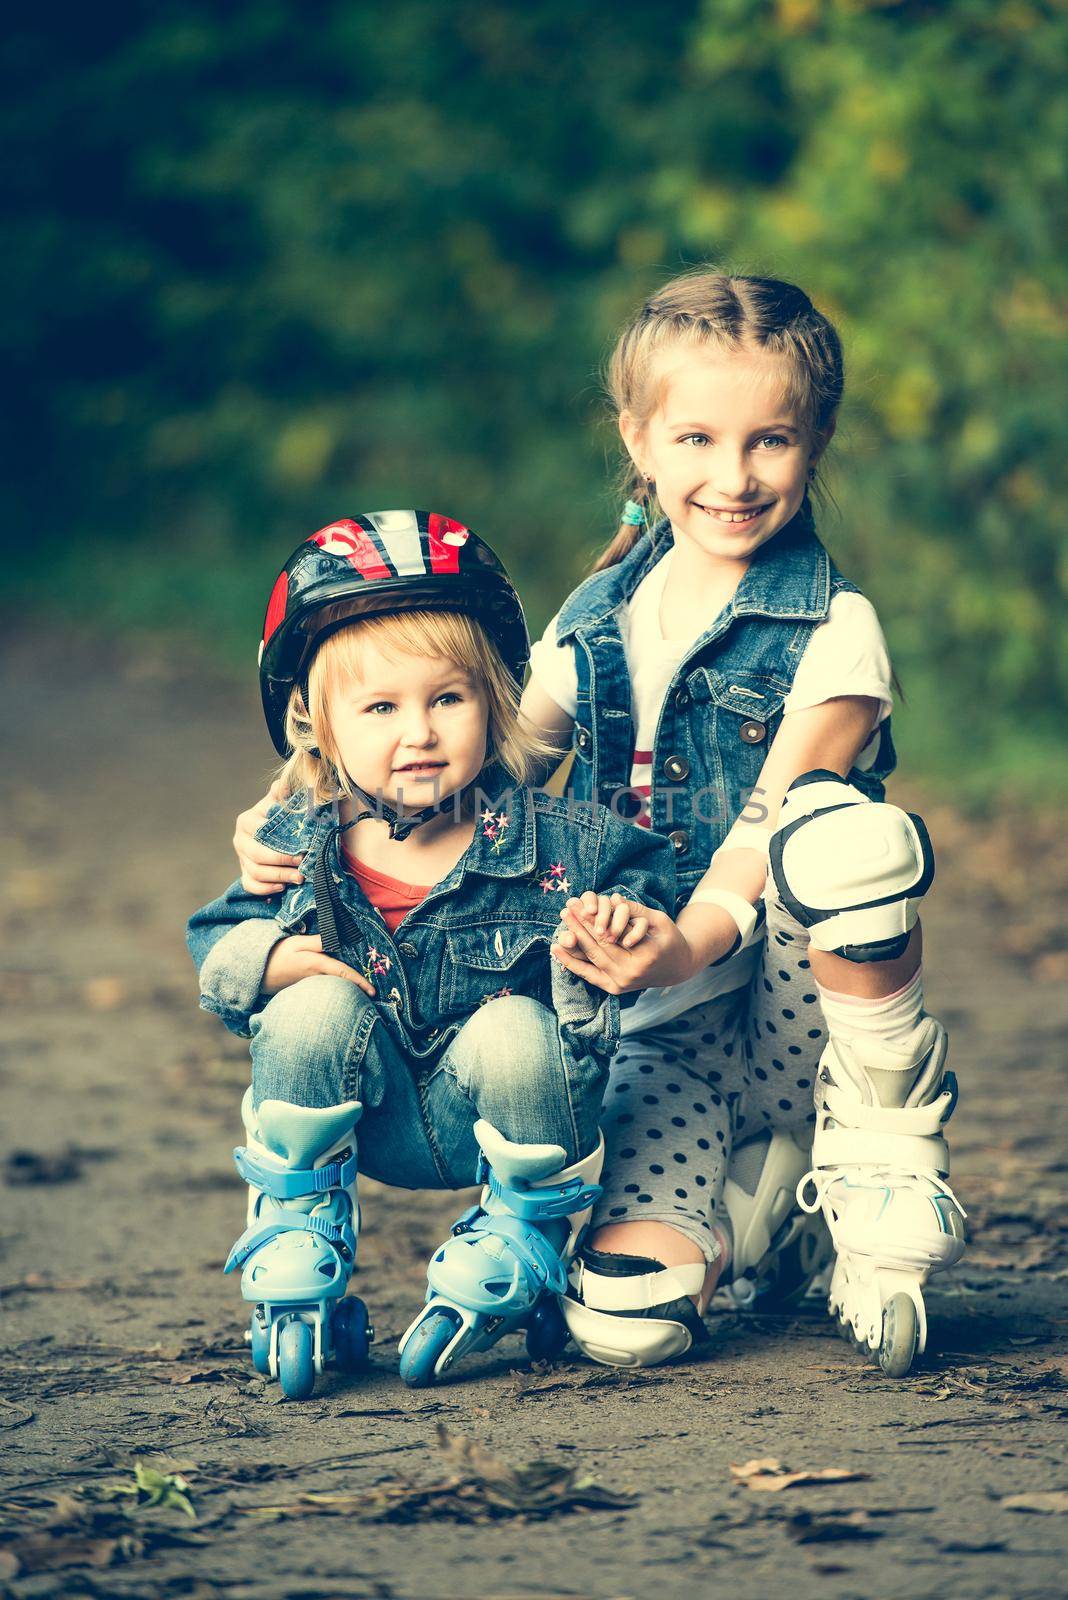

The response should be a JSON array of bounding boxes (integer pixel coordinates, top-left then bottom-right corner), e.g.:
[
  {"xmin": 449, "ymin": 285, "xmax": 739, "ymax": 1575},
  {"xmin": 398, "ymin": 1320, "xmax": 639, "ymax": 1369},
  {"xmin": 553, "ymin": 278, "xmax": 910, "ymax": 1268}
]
[
  {"xmin": 878, "ymin": 1293, "xmax": 919, "ymax": 1378},
  {"xmin": 277, "ymin": 1319, "xmax": 316, "ymax": 1400},
  {"xmin": 249, "ymin": 1311, "xmax": 271, "ymax": 1376},
  {"xmin": 399, "ymin": 1308, "xmax": 461, "ymax": 1389},
  {"xmin": 333, "ymin": 1296, "xmax": 372, "ymax": 1372},
  {"xmin": 525, "ymin": 1296, "xmax": 570, "ymax": 1362}
]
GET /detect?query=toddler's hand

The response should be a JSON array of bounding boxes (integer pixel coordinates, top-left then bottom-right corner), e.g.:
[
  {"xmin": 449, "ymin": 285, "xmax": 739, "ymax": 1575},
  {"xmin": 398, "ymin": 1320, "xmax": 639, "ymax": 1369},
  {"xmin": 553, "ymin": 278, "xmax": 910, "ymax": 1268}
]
[
  {"xmin": 554, "ymin": 891, "xmax": 649, "ymax": 949},
  {"xmin": 235, "ymin": 779, "xmax": 305, "ymax": 896},
  {"xmin": 262, "ymin": 935, "xmax": 375, "ymax": 998}
]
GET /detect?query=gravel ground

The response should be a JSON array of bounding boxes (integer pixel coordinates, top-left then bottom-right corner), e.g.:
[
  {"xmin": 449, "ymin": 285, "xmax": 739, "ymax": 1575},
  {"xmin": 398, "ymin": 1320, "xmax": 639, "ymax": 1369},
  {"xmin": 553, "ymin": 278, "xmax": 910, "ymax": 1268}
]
[{"xmin": 1, "ymin": 630, "xmax": 1066, "ymax": 1600}]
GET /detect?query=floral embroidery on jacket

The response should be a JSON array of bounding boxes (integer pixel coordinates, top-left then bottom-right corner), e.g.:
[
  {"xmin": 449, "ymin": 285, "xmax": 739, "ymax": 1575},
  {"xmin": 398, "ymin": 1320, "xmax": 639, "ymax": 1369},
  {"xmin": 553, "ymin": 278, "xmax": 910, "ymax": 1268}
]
[
  {"xmin": 538, "ymin": 861, "xmax": 572, "ymax": 895},
  {"xmin": 361, "ymin": 945, "xmax": 393, "ymax": 989},
  {"xmin": 478, "ymin": 985, "xmax": 514, "ymax": 1006},
  {"xmin": 480, "ymin": 808, "xmax": 509, "ymax": 853}
]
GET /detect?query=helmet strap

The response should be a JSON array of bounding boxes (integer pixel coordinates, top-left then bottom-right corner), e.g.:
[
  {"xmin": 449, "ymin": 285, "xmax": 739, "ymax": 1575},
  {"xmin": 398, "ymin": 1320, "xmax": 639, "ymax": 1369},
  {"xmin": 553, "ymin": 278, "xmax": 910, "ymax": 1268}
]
[{"xmin": 334, "ymin": 778, "xmax": 478, "ymax": 843}]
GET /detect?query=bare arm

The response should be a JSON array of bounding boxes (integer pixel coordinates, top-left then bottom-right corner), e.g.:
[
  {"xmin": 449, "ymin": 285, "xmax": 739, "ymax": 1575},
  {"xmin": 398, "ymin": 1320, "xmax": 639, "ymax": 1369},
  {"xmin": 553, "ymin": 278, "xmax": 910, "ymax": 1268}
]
[
  {"xmin": 554, "ymin": 695, "xmax": 883, "ymax": 991},
  {"xmin": 519, "ymin": 676, "xmax": 575, "ymax": 787},
  {"xmin": 675, "ymin": 695, "xmax": 882, "ymax": 969}
]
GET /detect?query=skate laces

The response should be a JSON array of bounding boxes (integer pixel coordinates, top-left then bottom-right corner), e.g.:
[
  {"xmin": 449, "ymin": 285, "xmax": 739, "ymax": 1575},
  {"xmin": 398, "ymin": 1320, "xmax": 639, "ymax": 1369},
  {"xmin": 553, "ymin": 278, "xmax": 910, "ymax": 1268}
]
[{"xmin": 797, "ymin": 1166, "xmax": 965, "ymax": 1217}]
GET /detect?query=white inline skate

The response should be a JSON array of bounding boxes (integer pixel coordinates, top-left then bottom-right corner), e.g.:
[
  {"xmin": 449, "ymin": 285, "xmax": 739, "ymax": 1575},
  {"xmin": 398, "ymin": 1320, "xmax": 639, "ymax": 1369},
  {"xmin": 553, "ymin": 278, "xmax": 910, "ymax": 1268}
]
[
  {"xmin": 224, "ymin": 1089, "xmax": 372, "ymax": 1399},
  {"xmin": 796, "ymin": 1017, "xmax": 966, "ymax": 1376}
]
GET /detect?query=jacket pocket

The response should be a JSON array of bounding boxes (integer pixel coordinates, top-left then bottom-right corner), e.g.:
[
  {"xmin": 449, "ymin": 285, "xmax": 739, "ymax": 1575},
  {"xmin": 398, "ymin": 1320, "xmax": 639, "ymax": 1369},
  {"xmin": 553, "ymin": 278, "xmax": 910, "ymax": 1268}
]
[{"xmin": 444, "ymin": 924, "xmax": 551, "ymax": 1011}]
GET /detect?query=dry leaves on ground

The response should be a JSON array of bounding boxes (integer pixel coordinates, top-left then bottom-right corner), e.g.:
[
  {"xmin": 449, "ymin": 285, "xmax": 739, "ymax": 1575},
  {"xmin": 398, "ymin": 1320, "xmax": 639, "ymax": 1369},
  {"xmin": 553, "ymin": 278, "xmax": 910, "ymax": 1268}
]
[
  {"xmin": 0, "ymin": 1471, "xmax": 205, "ymax": 1579},
  {"xmin": 730, "ymin": 1458, "xmax": 871, "ymax": 1493},
  {"xmin": 242, "ymin": 1424, "xmax": 634, "ymax": 1525}
]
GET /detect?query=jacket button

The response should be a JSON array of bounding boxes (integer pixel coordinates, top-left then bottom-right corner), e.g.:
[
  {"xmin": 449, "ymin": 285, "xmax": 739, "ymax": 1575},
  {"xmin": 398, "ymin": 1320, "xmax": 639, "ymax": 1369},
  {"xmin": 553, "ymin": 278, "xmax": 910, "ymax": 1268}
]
[
  {"xmin": 427, "ymin": 1027, "xmax": 440, "ymax": 1041},
  {"xmin": 675, "ymin": 688, "xmax": 690, "ymax": 711},
  {"xmin": 575, "ymin": 724, "xmax": 593, "ymax": 756},
  {"xmin": 664, "ymin": 754, "xmax": 690, "ymax": 782},
  {"xmin": 668, "ymin": 829, "xmax": 690, "ymax": 854},
  {"xmin": 399, "ymin": 942, "xmax": 418, "ymax": 957},
  {"xmin": 739, "ymin": 719, "xmax": 767, "ymax": 744}
]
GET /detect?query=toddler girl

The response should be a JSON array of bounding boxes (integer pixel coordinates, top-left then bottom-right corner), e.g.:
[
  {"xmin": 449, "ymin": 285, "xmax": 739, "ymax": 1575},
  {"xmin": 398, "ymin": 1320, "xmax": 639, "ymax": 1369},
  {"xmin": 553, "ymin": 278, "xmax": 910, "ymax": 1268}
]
[{"xmin": 187, "ymin": 513, "xmax": 676, "ymax": 1396}]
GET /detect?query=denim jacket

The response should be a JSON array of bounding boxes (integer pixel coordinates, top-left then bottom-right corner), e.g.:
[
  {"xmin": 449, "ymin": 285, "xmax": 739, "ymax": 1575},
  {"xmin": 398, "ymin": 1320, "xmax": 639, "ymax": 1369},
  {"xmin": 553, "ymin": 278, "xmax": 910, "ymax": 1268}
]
[
  {"xmin": 556, "ymin": 508, "xmax": 896, "ymax": 913},
  {"xmin": 186, "ymin": 769, "xmax": 677, "ymax": 1068}
]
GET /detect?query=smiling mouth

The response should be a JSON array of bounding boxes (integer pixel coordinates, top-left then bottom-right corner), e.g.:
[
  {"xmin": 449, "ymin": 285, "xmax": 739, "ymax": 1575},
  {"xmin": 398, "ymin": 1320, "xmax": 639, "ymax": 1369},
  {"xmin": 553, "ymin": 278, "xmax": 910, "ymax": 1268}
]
[{"xmin": 694, "ymin": 502, "xmax": 773, "ymax": 525}]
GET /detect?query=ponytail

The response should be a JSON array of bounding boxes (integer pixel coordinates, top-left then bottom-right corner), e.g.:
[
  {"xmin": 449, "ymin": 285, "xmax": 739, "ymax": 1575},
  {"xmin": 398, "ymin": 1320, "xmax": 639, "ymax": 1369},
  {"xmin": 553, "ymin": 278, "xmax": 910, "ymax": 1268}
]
[{"xmin": 591, "ymin": 478, "xmax": 658, "ymax": 574}]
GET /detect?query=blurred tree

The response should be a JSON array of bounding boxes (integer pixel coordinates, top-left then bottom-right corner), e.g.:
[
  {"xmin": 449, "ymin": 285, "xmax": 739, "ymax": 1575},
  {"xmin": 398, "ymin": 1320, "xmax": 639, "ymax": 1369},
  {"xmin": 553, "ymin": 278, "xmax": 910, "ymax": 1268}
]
[{"xmin": 1, "ymin": 0, "xmax": 1063, "ymax": 794}]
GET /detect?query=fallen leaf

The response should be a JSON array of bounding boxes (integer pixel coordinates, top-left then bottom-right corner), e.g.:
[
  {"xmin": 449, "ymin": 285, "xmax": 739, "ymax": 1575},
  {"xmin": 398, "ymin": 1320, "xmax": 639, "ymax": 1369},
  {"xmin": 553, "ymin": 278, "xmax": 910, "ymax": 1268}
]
[
  {"xmin": 92, "ymin": 1462, "xmax": 197, "ymax": 1519},
  {"xmin": 730, "ymin": 1458, "xmax": 871, "ymax": 1493},
  {"xmin": 1000, "ymin": 1490, "xmax": 1068, "ymax": 1514}
]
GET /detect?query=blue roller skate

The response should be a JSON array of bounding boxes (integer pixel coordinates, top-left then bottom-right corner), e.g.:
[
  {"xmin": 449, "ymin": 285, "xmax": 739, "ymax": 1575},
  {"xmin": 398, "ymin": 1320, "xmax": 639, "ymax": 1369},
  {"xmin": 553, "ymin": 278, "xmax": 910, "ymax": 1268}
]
[
  {"xmin": 398, "ymin": 1119, "xmax": 602, "ymax": 1387},
  {"xmin": 225, "ymin": 1089, "xmax": 373, "ymax": 1399}
]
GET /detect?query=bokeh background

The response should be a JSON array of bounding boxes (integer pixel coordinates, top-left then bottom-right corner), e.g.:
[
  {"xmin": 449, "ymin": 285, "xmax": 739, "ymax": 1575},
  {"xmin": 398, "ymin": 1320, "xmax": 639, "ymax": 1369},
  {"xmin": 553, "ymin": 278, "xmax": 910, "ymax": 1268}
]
[{"xmin": 4, "ymin": 0, "xmax": 1065, "ymax": 803}]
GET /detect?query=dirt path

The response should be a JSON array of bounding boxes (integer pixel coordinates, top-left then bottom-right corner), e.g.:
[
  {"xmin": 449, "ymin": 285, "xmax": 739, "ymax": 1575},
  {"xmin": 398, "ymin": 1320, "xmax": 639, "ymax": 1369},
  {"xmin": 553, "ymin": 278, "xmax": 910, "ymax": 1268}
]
[{"xmin": 2, "ymin": 631, "xmax": 1066, "ymax": 1600}]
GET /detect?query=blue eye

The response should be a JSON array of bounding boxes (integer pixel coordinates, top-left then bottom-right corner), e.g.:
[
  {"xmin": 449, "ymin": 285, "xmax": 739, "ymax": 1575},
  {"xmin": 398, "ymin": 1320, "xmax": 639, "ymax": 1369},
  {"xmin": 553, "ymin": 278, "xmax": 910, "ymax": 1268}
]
[
  {"xmin": 679, "ymin": 432, "xmax": 711, "ymax": 447},
  {"xmin": 366, "ymin": 702, "xmax": 395, "ymax": 714},
  {"xmin": 757, "ymin": 434, "xmax": 789, "ymax": 450},
  {"xmin": 436, "ymin": 692, "xmax": 462, "ymax": 706}
]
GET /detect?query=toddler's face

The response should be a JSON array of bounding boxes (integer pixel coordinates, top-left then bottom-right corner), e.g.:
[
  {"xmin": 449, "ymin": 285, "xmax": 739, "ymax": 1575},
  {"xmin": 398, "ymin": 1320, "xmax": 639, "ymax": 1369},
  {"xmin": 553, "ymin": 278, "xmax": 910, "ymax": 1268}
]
[
  {"xmin": 624, "ymin": 346, "xmax": 822, "ymax": 567},
  {"xmin": 325, "ymin": 640, "xmax": 489, "ymax": 813}
]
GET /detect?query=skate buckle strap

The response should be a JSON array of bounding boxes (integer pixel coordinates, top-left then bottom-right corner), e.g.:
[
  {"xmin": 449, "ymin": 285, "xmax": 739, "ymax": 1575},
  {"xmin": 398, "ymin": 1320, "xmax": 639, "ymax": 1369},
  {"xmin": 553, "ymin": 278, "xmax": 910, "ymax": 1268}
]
[
  {"xmin": 483, "ymin": 1167, "xmax": 602, "ymax": 1222},
  {"xmin": 224, "ymin": 1210, "xmax": 357, "ymax": 1274},
  {"xmin": 811, "ymin": 1122, "xmax": 951, "ymax": 1181},
  {"xmin": 820, "ymin": 1081, "xmax": 955, "ymax": 1137},
  {"xmin": 450, "ymin": 1202, "xmax": 483, "ymax": 1237},
  {"xmin": 232, "ymin": 1145, "xmax": 358, "ymax": 1200},
  {"xmin": 429, "ymin": 1212, "xmax": 570, "ymax": 1307},
  {"xmin": 571, "ymin": 1258, "xmax": 706, "ymax": 1313}
]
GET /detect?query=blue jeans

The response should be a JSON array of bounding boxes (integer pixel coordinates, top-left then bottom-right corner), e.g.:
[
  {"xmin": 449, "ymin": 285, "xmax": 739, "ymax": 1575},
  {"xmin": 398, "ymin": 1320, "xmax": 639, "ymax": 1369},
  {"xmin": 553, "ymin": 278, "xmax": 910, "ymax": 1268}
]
[{"xmin": 248, "ymin": 978, "xmax": 605, "ymax": 1187}]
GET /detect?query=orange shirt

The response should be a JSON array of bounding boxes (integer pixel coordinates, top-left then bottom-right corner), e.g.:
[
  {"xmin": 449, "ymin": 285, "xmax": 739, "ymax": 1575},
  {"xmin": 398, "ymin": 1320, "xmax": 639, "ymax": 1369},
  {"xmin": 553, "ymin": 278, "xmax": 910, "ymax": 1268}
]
[{"xmin": 341, "ymin": 847, "xmax": 432, "ymax": 932}]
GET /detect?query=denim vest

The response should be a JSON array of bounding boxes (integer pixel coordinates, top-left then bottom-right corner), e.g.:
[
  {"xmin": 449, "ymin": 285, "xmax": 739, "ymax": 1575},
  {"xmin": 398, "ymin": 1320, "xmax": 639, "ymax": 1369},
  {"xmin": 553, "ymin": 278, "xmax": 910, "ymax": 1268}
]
[{"xmin": 555, "ymin": 510, "xmax": 896, "ymax": 912}]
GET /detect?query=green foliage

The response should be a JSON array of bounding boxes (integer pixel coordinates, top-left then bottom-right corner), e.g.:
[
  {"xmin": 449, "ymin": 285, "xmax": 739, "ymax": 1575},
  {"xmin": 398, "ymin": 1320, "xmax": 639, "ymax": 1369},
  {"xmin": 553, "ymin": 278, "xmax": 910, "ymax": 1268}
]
[{"xmin": 2, "ymin": 0, "xmax": 1063, "ymax": 798}]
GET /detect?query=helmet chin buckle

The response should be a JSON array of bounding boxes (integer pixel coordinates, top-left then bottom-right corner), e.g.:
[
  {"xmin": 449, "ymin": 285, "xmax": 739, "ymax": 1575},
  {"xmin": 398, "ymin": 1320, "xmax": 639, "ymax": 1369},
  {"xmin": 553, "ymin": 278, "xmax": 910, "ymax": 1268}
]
[{"xmin": 334, "ymin": 779, "xmax": 478, "ymax": 842}]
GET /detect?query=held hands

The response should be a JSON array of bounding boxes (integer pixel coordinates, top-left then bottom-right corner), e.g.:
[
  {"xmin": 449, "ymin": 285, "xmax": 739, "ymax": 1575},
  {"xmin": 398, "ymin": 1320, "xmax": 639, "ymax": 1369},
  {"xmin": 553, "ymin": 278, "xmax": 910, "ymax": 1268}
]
[
  {"xmin": 550, "ymin": 892, "xmax": 697, "ymax": 995},
  {"xmin": 235, "ymin": 779, "xmax": 304, "ymax": 895},
  {"xmin": 262, "ymin": 935, "xmax": 375, "ymax": 998}
]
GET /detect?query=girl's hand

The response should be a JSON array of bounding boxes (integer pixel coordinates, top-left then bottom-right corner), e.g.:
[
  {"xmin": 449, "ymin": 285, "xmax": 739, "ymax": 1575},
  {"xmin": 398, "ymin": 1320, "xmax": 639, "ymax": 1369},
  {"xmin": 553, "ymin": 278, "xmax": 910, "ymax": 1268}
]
[
  {"xmin": 235, "ymin": 780, "xmax": 304, "ymax": 895},
  {"xmin": 262, "ymin": 935, "xmax": 375, "ymax": 998},
  {"xmin": 551, "ymin": 895, "xmax": 697, "ymax": 994}
]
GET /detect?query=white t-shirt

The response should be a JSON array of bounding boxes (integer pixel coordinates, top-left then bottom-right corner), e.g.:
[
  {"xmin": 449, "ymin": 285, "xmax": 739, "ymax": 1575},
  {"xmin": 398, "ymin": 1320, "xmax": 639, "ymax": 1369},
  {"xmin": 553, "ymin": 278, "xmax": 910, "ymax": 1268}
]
[{"xmin": 528, "ymin": 549, "xmax": 894, "ymax": 1031}]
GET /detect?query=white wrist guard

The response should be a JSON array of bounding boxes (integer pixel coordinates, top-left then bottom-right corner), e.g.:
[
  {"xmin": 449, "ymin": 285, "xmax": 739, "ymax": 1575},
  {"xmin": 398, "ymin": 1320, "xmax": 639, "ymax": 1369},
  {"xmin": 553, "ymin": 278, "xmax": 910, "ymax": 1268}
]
[
  {"xmin": 769, "ymin": 769, "xmax": 935, "ymax": 963},
  {"xmin": 688, "ymin": 887, "xmax": 762, "ymax": 952}
]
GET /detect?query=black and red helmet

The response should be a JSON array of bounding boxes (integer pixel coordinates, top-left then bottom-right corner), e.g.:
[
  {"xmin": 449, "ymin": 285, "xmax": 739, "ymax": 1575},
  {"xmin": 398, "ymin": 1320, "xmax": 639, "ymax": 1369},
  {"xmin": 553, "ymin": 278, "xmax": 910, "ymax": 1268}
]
[{"xmin": 258, "ymin": 511, "xmax": 530, "ymax": 755}]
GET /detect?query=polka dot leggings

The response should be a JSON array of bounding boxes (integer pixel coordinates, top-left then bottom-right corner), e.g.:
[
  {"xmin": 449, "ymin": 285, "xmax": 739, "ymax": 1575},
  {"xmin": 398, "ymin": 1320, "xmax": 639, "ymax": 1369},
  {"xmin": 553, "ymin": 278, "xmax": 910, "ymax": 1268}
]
[{"xmin": 594, "ymin": 891, "xmax": 826, "ymax": 1264}]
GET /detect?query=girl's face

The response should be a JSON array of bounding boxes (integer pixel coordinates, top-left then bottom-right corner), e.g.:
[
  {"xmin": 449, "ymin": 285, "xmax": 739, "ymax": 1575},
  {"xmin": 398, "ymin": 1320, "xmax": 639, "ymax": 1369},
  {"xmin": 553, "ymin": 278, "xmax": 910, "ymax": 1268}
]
[
  {"xmin": 621, "ymin": 346, "xmax": 827, "ymax": 566},
  {"xmin": 324, "ymin": 640, "xmax": 489, "ymax": 811}
]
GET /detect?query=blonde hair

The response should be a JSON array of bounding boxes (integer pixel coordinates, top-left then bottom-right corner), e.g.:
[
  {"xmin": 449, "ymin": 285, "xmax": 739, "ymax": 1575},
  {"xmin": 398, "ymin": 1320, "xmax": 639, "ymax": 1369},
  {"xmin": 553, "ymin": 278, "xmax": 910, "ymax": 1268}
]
[
  {"xmin": 277, "ymin": 605, "xmax": 555, "ymax": 803},
  {"xmin": 595, "ymin": 269, "xmax": 844, "ymax": 571}
]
